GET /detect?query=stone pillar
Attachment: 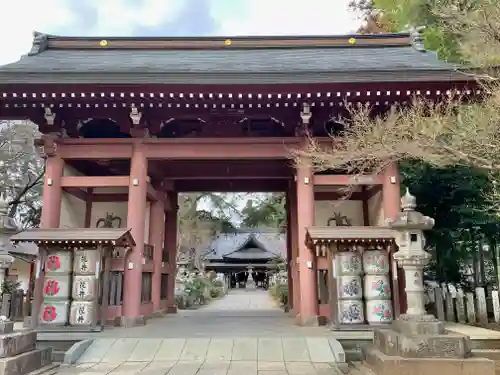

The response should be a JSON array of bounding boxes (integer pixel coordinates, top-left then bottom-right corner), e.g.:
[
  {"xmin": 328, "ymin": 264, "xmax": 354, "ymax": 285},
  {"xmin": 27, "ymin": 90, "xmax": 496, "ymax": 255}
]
[
  {"xmin": 0, "ymin": 196, "xmax": 15, "ymax": 289},
  {"xmin": 296, "ymin": 164, "xmax": 318, "ymax": 325},
  {"xmin": 40, "ymin": 155, "xmax": 63, "ymax": 228},
  {"xmin": 382, "ymin": 162, "xmax": 406, "ymax": 313},
  {"xmin": 149, "ymin": 198, "xmax": 165, "ymax": 313},
  {"xmin": 363, "ymin": 190, "xmax": 495, "ymax": 375},
  {"xmin": 122, "ymin": 146, "xmax": 147, "ymax": 327},
  {"xmin": 165, "ymin": 192, "xmax": 178, "ymax": 313}
]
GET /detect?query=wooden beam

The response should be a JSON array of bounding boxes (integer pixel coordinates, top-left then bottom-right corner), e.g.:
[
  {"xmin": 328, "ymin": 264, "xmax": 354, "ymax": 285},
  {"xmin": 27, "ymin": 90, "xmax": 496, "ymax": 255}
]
[
  {"xmin": 57, "ymin": 138, "xmax": 301, "ymax": 160},
  {"xmin": 90, "ymin": 193, "xmax": 128, "ymax": 202},
  {"xmin": 175, "ymin": 179, "xmax": 289, "ymax": 192},
  {"xmin": 365, "ymin": 185, "xmax": 382, "ymax": 200},
  {"xmin": 314, "ymin": 191, "xmax": 364, "ymax": 200},
  {"xmin": 61, "ymin": 176, "xmax": 130, "ymax": 188},
  {"xmin": 62, "ymin": 187, "xmax": 88, "ymax": 200},
  {"xmin": 361, "ymin": 186, "xmax": 370, "ymax": 225},
  {"xmin": 84, "ymin": 188, "xmax": 93, "ymax": 228},
  {"xmin": 313, "ymin": 174, "xmax": 383, "ymax": 186}
]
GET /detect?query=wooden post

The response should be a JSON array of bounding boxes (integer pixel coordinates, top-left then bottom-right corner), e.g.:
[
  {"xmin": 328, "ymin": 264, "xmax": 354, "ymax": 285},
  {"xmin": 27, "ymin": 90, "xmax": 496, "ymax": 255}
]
[
  {"xmin": 30, "ymin": 247, "xmax": 46, "ymax": 329},
  {"xmin": 100, "ymin": 247, "xmax": 111, "ymax": 329},
  {"xmin": 389, "ymin": 243, "xmax": 400, "ymax": 318},
  {"xmin": 329, "ymin": 244, "xmax": 339, "ymax": 329}
]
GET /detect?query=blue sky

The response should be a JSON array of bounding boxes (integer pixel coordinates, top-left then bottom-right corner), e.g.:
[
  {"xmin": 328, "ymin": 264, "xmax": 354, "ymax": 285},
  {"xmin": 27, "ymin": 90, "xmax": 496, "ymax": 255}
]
[{"xmin": 1, "ymin": 0, "xmax": 361, "ymax": 65}]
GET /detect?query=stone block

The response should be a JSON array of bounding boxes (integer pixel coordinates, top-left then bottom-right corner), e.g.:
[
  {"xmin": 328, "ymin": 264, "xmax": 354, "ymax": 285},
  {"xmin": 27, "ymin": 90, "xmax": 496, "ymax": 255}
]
[
  {"xmin": 0, "ymin": 324, "xmax": 13, "ymax": 335},
  {"xmin": 166, "ymin": 305, "xmax": 177, "ymax": 314},
  {"xmin": 373, "ymin": 327, "xmax": 471, "ymax": 359},
  {"xmin": 119, "ymin": 315, "xmax": 146, "ymax": 327},
  {"xmin": 393, "ymin": 314, "xmax": 445, "ymax": 335},
  {"xmin": 0, "ymin": 331, "xmax": 37, "ymax": 359},
  {"xmin": 295, "ymin": 313, "xmax": 319, "ymax": 326},
  {"xmin": 0, "ymin": 347, "xmax": 52, "ymax": 375},
  {"xmin": 373, "ymin": 329, "xmax": 400, "ymax": 356},
  {"xmin": 397, "ymin": 332, "xmax": 471, "ymax": 359},
  {"xmin": 21, "ymin": 318, "xmax": 32, "ymax": 329},
  {"xmin": 363, "ymin": 347, "xmax": 495, "ymax": 375}
]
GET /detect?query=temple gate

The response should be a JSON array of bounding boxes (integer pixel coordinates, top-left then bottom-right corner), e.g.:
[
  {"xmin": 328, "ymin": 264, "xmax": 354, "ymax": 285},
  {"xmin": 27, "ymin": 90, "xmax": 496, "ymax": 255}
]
[{"xmin": 0, "ymin": 32, "xmax": 477, "ymax": 327}]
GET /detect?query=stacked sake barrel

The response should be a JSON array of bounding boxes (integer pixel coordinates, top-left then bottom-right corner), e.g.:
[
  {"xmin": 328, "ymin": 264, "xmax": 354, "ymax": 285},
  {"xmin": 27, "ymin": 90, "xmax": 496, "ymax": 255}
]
[
  {"xmin": 362, "ymin": 249, "xmax": 393, "ymax": 324},
  {"xmin": 70, "ymin": 249, "xmax": 100, "ymax": 326},
  {"xmin": 40, "ymin": 251, "xmax": 73, "ymax": 325},
  {"xmin": 336, "ymin": 251, "xmax": 364, "ymax": 324}
]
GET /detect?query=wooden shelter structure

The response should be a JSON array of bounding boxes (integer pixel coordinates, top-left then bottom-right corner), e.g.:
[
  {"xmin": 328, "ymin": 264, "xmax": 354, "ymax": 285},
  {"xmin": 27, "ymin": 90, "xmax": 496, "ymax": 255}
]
[
  {"xmin": 0, "ymin": 31, "xmax": 476, "ymax": 327},
  {"xmin": 10, "ymin": 228, "xmax": 135, "ymax": 331}
]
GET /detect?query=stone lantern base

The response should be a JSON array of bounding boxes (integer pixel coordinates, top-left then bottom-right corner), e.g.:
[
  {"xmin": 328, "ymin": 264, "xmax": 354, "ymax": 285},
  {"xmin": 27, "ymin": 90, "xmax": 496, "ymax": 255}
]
[{"xmin": 362, "ymin": 314, "xmax": 495, "ymax": 375}]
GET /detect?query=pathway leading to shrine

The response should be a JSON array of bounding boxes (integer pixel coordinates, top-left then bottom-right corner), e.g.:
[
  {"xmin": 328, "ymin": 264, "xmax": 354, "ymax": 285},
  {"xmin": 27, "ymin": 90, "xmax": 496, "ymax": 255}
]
[{"xmin": 58, "ymin": 289, "xmax": 351, "ymax": 374}]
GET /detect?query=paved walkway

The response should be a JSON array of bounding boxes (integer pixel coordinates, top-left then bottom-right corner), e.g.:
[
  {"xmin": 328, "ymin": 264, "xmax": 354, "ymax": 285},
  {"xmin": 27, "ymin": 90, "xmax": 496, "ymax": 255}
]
[
  {"xmin": 58, "ymin": 289, "xmax": 349, "ymax": 374},
  {"xmin": 91, "ymin": 289, "xmax": 336, "ymax": 338}
]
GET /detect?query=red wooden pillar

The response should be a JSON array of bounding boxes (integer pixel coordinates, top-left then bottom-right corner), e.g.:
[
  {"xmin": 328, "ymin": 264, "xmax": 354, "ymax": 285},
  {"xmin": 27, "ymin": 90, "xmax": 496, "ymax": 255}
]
[
  {"xmin": 285, "ymin": 189, "xmax": 293, "ymax": 310},
  {"xmin": 149, "ymin": 198, "xmax": 165, "ymax": 312},
  {"xmin": 290, "ymin": 183, "xmax": 300, "ymax": 314},
  {"xmin": 122, "ymin": 145, "xmax": 147, "ymax": 326},
  {"xmin": 165, "ymin": 192, "xmax": 178, "ymax": 313},
  {"xmin": 382, "ymin": 162, "xmax": 406, "ymax": 314},
  {"xmin": 40, "ymin": 155, "xmax": 63, "ymax": 228},
  {"xmin": 296, "ymin": 165, "xmax": 319, "ymax": 325}
]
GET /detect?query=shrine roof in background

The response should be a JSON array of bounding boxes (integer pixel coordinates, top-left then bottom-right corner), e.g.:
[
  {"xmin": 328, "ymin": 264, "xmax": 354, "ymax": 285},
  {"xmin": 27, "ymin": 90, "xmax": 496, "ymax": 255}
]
[
  {"xmin": 201, "ymin": 229, "xmax": 286, "ymax": 262},
  {"xmin": 10, "ymin": 228, "xmax": 136, "ymax": 247},
  {"xmin": 0, "ymin": 32, "xmax": 467, "ymax": 85}
]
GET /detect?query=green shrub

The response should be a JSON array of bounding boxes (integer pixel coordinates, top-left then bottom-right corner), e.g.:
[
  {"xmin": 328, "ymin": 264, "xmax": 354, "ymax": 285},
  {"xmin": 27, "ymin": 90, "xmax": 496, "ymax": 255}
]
[{"xmin": 269, "ymin": 282, "xmax": 288, "ymax": 310}]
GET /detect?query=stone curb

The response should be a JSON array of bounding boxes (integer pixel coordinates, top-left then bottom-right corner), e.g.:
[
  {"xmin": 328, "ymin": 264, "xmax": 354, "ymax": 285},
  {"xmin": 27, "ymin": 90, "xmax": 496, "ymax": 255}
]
[{"xmin": 62, "ymin": 339, "xmax": 94, "ymax": 365}]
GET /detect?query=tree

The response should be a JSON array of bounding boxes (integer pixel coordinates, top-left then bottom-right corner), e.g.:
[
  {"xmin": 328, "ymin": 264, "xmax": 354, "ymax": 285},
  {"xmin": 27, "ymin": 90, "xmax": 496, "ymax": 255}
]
[
  {"xmin": 177, "ymin": 193, "xmax": 240, "ymax": 269},
  {"xmin": 350, "ymin": 0, "xmax": 470, "ymax": 62},
  {"xmin": 0, "ymin": 121, "xmax": 44, "ymax": 228},
  {"xmin": 296, "ymin": 0, "xmax": 500, "ymax": 283},
  {"xmin": 240, "ymin": 193, "xmax": 286, "ymax": 231}
]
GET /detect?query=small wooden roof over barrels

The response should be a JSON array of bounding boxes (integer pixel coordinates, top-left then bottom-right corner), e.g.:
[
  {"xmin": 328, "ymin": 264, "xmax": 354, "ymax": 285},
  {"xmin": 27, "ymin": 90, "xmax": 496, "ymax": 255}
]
[
  {"xmin": 306, "ymin": 227, "xmax": 396, "ymax": 257},
  {"xmin": 306, "ymin": 226, "xmax": 395, "ymax": 247},
  {"xmin": 10, "ymin": 228, "xmax": 136, "ymax": 248}
]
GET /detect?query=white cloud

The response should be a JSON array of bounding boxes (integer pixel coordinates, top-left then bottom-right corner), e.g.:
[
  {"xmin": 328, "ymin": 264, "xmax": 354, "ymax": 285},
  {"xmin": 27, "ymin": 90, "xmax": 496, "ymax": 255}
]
[
  {"xmin": 0, "ymin": 0, "xmax": 362, "ymax": 66},
  {"xmin": 214, "ymin": 0, "xmax": 362, "ymax": 36},
  {"xmin": 84, "ymin": 0, "xmax": 182, "ymax": 36},
  {"xmin": 0, "ymin": 0, "xmax": 78, "ymax": 65}
]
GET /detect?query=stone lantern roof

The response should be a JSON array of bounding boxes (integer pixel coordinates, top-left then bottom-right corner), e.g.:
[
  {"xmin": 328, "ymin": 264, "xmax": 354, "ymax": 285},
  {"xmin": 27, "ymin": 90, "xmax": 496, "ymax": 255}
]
[{"xmin": 386, "ymin": 188, "xmax": 435, "ymax": 230}]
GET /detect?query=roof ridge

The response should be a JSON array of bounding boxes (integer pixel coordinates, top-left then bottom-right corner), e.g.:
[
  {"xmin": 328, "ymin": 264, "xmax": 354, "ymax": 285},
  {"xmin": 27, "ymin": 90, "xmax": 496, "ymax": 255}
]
[{"xmin": 25, "ymin": 32, "xmax": 415, "ymax": 55}]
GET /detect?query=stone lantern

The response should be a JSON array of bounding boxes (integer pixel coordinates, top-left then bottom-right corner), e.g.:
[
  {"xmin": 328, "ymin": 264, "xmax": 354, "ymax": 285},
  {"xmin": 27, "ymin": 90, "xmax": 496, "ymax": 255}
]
[
  {"xmin": 387, "ymin": 188, "xmax": 434, "ymax": 318},
  {"xmin": 364, "ymin": 189, "xmax": 494, "ymax": 375},
  {"xmin": 0, "ymin": 195, "xmax": 16, "ymax": 288}
]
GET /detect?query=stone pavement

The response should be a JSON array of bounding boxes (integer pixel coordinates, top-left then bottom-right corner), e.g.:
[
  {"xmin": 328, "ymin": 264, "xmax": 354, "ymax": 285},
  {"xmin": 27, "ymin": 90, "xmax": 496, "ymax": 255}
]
[
  {"xmin": 56, "ymin": 289, "xmax": 348, "ymax": 374},
  {"xmin": 66, "ymin": 337, "xmax": 346, "ymax": 374}
]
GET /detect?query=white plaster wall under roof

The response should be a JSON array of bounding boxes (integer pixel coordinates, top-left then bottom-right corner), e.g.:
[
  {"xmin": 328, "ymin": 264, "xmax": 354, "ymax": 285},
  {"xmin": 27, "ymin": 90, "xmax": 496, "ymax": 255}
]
[{"xmin": 59, "ymin": 165, "xmax": 151, "ymax": 244}]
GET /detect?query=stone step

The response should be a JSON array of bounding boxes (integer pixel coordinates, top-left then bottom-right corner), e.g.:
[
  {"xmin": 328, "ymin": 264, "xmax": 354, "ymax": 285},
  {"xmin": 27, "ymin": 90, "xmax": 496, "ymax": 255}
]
[
  {"xmin": 349, "ymin": 361, "xmax": 376, "ymax": 375},
  {"xmin": 25, "ymin": 364, "xmax": 59, "ymax": 375},
  {"xmin": 473, "ymin": 349, "xmax": 500, "ymax": 361},
  {"xmin": 51, "ymin": 351, "xmax": 65, "ymax": 363},
  {"xmin": 0, "ymin": 347, "xmax": 53, "ymax": 375}
]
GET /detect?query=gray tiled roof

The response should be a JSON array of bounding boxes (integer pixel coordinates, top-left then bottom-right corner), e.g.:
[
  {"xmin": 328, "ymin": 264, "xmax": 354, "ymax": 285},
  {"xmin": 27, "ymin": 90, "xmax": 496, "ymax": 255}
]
[
  {"xmin": 201, "ymin": 231, "xmax": 286, "ymax": 262},
  {"xmin": 0, "ymin": 33, "xmax": 466, "ymax": 85}
]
